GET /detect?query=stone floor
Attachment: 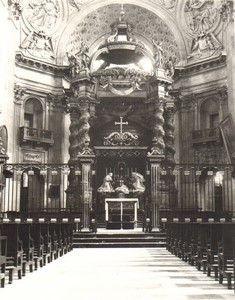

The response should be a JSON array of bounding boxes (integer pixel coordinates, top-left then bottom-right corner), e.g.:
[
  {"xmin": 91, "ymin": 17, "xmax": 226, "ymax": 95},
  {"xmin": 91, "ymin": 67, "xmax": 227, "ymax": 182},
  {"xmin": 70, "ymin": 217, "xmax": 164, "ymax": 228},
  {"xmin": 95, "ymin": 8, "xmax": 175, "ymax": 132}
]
[{"xmin": 1, "ymin": 248, "xmax": 234, "ymax": 300}]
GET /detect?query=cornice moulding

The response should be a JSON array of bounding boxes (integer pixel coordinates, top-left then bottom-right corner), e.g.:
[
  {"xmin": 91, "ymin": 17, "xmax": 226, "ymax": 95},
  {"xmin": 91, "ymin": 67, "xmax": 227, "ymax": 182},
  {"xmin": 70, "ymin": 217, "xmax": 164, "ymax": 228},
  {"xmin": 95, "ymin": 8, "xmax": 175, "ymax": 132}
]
[
  {"xmin": 15, "ymin": 52, "xmax": 69, "ymax": 76},
  {"xmin": 176, "ymin": 53, "xmax": 226, "ymax": 77}
]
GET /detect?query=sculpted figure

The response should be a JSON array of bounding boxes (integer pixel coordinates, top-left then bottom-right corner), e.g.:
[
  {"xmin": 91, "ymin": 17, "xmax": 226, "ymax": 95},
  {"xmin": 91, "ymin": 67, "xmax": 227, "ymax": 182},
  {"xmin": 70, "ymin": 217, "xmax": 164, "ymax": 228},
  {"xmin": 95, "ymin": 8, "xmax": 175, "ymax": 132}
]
[
  {"xmin": 152, "ymin": 39, "xmax": 164, "ymax": 69},
  {"xmin": 131, "ymin": 172, "xmax": 145, "ymax": 193},
  {"xmin": 106, "ymin": 24, "xmax": 118, "ymax": 43},
  {"xmin": 28, "ymin": 0, "xmax": 59, "ymax": 30},
  {"xmin": 75, "ymin": 42, "xmax": 90, "ymax": 69},
  {"xmin": 98, "ymin": 173, "xmax": 115, "ymax": 193},
  {"xmin": 66, "ymin": 52, "xmax": 78, "ymax": 78},
  {"xmin": 115, "ymin": 179, "xmax": 129, "ymax": 195},
  {"xmin": 165, "ymin": 56, "xmax": 176, "ymax": 78}
]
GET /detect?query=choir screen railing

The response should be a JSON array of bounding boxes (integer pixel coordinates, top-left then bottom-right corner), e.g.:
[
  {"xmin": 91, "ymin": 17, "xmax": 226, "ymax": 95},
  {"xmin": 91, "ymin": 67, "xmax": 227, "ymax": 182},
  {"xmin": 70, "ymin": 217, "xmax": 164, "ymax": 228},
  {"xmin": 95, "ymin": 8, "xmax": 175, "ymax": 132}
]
[{"xmin": 0, "ymin": 164, "xmax": 234, "ymax": 217}]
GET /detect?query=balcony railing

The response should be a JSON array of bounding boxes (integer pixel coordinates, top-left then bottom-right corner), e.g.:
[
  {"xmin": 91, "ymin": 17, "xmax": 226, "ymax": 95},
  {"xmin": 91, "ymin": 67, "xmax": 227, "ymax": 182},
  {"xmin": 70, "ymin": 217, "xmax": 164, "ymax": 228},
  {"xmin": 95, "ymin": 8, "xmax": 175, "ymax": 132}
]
[
  {"xmin": 192, "ymin": 127, "xmax": 221, "ymax": 145},
  {"xmin": 20, "ymin": 126, "xmax": 54, "ymax": 146}
]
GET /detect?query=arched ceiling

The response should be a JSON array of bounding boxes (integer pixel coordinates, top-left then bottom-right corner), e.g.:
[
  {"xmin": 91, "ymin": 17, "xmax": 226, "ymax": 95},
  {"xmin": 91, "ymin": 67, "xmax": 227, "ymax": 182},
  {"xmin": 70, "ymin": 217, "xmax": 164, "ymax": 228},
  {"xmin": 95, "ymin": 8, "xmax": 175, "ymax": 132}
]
[
  {"xmin": 53, "ymin": 1, "xmax": 189, "ymax": 65},
  {"xmin": 19, "ymin": 0, "xmax": 224, "ymax": 67},
  {"xmin": 57, "ymin": 3, "xmax": 184, "ymax": 66}
]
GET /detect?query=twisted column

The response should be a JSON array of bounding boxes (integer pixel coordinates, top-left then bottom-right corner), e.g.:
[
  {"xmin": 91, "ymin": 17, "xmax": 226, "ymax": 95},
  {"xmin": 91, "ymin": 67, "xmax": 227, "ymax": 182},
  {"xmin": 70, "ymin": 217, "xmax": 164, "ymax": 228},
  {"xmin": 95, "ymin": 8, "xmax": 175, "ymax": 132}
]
[
  {"xmin": 148, "ymin": 101, "xmax": 165, "ymax": 156},
  {"xmin": 164, "ymin": 105, "xmax": 176, "ymax": 167},
  {"xmin": 77, "ymin": 108, "xmax": 91, "ymax": 154},
  {"xmin": 68, "ymin": 104, "xmax": 92, "ymax": 161},
  {"xmin": 68, "ymin": 110, "xmax": 81, "ymax": 165}
]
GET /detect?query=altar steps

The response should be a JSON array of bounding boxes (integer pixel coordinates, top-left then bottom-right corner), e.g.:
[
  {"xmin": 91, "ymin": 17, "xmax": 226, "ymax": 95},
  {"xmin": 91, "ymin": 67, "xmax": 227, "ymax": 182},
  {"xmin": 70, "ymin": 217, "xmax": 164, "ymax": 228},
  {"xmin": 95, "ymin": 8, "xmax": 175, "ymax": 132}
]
[{"xmin": 72, "ymin": 232, "xmax": 166, "ymax": 248}]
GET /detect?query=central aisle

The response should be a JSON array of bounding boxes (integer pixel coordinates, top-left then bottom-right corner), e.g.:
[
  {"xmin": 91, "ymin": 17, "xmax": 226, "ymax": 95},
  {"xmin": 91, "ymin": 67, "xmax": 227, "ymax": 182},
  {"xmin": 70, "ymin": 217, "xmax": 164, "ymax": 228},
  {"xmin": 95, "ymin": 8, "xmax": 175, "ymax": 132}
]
[{"xmin": 1, "ymin": 248, "xmax": 234, "ymax": 300}]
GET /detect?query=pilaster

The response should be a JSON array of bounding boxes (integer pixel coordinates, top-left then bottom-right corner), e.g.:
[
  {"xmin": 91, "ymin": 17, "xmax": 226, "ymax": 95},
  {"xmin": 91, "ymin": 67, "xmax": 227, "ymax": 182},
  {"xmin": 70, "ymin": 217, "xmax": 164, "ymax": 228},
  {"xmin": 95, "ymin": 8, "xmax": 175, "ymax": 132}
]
[
  {"xmin": 78, "ymin": 154, "xmax": 95, "ymax": 231},
  {"xmin": 147, "ymin": 155, "xmax": 164, "ymax": 230}
]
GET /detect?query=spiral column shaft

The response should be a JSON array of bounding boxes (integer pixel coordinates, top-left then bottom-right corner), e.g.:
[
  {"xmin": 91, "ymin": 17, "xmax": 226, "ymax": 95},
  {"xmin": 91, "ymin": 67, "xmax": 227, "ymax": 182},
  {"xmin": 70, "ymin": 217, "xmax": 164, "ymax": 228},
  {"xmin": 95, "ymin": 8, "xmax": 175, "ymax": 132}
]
[{"xmin": 164, "ymin": 106, "xmax": 176, "ymax": 167}]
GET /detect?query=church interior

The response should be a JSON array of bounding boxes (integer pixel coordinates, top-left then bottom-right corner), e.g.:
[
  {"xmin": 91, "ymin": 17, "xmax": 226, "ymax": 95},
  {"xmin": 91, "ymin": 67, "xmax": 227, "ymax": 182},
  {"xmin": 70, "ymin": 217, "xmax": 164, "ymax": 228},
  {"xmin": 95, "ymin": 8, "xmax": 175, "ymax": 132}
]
[{"xmin": 1, "ymin": 0, "xmax": 235, "ymax": 297}]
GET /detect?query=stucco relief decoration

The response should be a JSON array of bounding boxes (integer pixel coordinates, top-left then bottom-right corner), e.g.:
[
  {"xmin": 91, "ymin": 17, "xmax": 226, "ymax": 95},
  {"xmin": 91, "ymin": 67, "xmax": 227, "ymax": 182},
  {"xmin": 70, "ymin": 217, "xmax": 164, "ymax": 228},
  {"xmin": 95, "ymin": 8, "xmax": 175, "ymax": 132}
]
[
  {"xmin": 23, "ymin": 0, "xmax": 60, "ymax": 32},
  {"xmin": 0, "ymin": 126, "xmax": 8, "ymax": 155},
  {"xmin": 93, "ymin": 68, "xmax": 149, "ymax": 96},
  {"xmin": 14, "ymin": 84, "xmax": 26, "ymax": 104},
  {"xmin": 68, "ymin": 0, "xmax": 93, "ymax": 10},
  {"xmin": 64, "ymin": 4, "xmax": 180, "ymax": 65},
  {"xmin": 20, "ymin": 30, "xmax": 55, "ymax": 60},
  {"xmin": 8, "ymin": 0, "xmax": 23, "ymax": 20},
  {"xmin": 185, "ymin": 0, "xmax": 222, "ymax": 61},
  {"xmin": 158, "ymin": 0, "xmax": 176, "ymax": 10}
]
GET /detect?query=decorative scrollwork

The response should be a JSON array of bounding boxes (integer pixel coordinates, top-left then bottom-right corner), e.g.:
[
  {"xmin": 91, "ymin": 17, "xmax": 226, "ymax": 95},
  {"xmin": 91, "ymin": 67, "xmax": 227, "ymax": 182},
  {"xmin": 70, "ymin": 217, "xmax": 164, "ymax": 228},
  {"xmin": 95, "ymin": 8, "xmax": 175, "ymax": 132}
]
[{"xmin": 104, "ymin": 131, "xmax": 139, "ymax": 146}]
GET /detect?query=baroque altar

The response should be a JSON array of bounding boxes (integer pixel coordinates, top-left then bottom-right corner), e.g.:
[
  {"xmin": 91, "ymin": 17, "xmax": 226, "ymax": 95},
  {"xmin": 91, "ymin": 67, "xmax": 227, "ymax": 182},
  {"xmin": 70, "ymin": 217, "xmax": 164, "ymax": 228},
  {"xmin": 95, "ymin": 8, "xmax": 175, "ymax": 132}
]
[
  {"xmin": 65, "ymin": 5, "xmax": 176, "ymax": 230},
  {"xmin": 105, "ymin": 198, "xmax": 139, "ymax": 230}
]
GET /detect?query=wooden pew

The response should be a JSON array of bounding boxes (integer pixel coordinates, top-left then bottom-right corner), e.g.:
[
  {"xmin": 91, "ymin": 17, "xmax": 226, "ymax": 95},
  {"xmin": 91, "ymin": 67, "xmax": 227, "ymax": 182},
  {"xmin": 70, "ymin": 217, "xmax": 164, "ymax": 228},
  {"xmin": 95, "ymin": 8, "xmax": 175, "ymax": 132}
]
[
  {"xmin": 39, "ymin": 223, "xmax": 52, "ymax": 266},
  {"xmin": 218, "ymin": 223, "xmax": 235, "ymax": 289},
  {"xmin": 181, "ymin": 222, "xmax": 199, "ymax": 266},
  {"xmin": 30, "ymin": 223, "xmax": 44, "ymax": 270},
  {"xmin": 206, "ymin": 222, "xmax": 222, "ymax": 280},
  {"xmin": 61, "ymin": 223, "xmax": 73, "ymax": 254},
  {"xmin": 176, "ymin": 221, "xmax": 193, "ymax": 261},
  {"xmin": 233, "ymin": 238, "xmax": 235, "ymax": 293},
  {"xmin": 0, "ymin": 223, "xmax": 23, "ymax": 284},
  {"xmin": 19, "ymin": 223, "xmax": 34, "ymax": 276},
  {"xmin": 0, "ymin": 236, "xmax": 7, "ymax": 288},
  {"xmin": 165, "ymin": 221, "xmax": 193, "ymax": 261},
  {"xmin": 49, "ymin": 222, "xmax": 59, "ymax": 261},
  {"xmin": 54, "ymin": 223, "xmax": 65, "ymax": 257},
  {"xmin": 196, "ymin": 222, "xmax": 210, "ymax": 273}
]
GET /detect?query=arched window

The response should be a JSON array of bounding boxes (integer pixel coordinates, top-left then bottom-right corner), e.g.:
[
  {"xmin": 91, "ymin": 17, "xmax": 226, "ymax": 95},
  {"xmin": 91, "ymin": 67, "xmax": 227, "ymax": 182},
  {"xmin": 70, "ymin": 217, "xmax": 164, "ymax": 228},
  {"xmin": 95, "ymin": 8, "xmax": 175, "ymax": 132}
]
[
  {"xmin": 200, "ymin": 98, "xmax": 219, "ymax": 130},
  {"xmin": 24, "ymin": 98, "xmax": 43, "ymax": 129}
]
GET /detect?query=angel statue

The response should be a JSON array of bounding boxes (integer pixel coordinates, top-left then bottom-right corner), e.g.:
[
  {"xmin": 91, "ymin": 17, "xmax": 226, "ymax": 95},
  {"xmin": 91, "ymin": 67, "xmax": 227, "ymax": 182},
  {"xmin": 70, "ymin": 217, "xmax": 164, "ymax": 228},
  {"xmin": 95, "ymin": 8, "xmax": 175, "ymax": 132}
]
[
  {"xmin": 165, "ymin": 56, "xmax": 176, "ymax": 78},
  {"xmin": 152, "ymin": 39, "xmax": 164, "ymax": 69},
  {"xmin": 75, "ymin": 41, "xmax": 90, "ymax": 70},
  {"xmin": 98, "ymin": 173, "xmax": 115, "ymax": 193},
  {"xmin": 131, "ymin": 172, "xmax": 145, "ymax": 194}
]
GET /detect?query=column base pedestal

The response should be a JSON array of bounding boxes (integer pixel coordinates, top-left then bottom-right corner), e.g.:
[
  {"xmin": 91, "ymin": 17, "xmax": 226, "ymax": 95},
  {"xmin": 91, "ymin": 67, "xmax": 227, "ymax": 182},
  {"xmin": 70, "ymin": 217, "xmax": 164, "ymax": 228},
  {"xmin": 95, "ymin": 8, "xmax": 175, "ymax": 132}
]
[
  {"xmin": 151, "ymin": 227, "xmax": 160, "ymax": 232},
  {"xmin": 81, "ymin": 227, "xmax": 90, "ymax": 232}
]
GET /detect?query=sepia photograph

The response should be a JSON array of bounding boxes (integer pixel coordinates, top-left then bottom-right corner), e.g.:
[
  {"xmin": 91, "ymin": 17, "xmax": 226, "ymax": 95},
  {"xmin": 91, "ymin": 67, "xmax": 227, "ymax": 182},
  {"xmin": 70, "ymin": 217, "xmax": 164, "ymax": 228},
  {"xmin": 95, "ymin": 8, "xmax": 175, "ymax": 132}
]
[{"xmin": 0, "ymin": 0, "xmax": 235, "ymax": 299}]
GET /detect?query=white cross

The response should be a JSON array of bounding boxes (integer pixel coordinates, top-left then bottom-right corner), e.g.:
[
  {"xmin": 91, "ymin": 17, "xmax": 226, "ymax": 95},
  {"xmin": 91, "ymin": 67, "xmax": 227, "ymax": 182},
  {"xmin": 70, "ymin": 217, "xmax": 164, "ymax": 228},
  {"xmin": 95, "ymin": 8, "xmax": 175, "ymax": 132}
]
[{"xmin": 115, "ymin": 117, "xmax": 128, "ymax": 136}]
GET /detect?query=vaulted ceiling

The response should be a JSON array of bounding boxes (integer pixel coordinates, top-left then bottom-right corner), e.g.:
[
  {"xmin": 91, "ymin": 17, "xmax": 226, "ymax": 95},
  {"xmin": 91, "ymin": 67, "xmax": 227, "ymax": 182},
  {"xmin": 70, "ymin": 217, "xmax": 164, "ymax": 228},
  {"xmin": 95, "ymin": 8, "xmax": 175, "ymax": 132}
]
[{"xmin": 19, "ymin": 0, "xmax": 224, "ymax": 67}]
